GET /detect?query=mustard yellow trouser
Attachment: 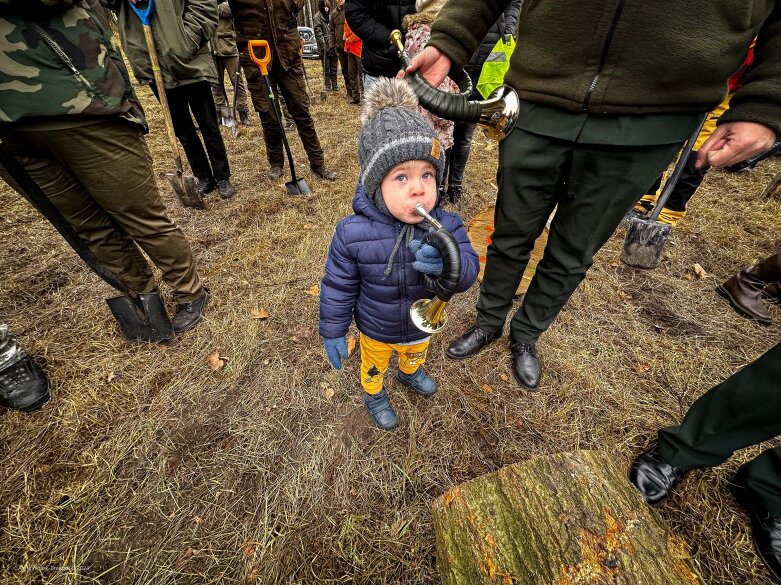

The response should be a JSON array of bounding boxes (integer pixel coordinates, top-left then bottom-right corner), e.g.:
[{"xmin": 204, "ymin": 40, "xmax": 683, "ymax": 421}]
[{"xmin": 360, "ymin": 334, "xmax": 429, "ymax": 395}]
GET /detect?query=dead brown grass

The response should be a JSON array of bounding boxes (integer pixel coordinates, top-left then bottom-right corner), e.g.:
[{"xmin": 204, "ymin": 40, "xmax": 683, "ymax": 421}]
[{"xmin": 1, "ymin": 58, "xmax": 780, "ymax": 584}]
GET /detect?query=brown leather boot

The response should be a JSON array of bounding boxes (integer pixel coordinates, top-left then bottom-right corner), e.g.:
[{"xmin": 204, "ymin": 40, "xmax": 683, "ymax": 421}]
[{"xmin": 717, "ymin": 253, "xmax": 781, "ymax": 324}]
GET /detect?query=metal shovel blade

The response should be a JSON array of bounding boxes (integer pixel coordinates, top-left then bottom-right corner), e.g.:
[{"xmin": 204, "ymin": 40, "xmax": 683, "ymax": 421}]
[
  {"xmin": 620, "ymin": 216, "xmax": 671, "ymax": 269},
  {"xmin": 285, "ymin": 177, "xmax": 311, "ymax": 196},
  {"xmin": 106, "ymin": 291, "xmax": 175, "ymax": 343},
  {"xmin": 165, "ymin": 172, "xmax": 205, "ymax": 209}
]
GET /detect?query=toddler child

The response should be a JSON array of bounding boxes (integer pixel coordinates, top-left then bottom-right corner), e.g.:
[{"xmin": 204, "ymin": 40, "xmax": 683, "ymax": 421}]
[{"xmin": 319, "ymin": 78, "xmax": 479, "ymax": 430}]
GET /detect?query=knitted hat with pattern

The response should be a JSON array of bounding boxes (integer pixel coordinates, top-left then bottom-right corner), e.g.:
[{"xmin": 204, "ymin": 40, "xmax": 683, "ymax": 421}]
[{"xmin": 358, "ymin": 77, "xmax": 445, "ymax": 200}]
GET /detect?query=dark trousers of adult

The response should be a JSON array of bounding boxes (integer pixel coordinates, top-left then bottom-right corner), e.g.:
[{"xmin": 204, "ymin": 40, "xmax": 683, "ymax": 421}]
[
  {"xmin": 0, "ymin": 120, "xmax": 203, "ymax": 303},
  {"xmin": 240, "ymin": 51, "xmax": 325, "ymax": 170},
  {"xmin": 345, "ymin": 52, "xmax": 363, "ymax": 103},
  {"xmin": 210, "ymin": 54, "xmax": 250, "ymax": 115},
  {"xmin": 657, "ymin": 341, "xmax": 781, "ymax": 516},
  {"xmin": 336, "ymin": 47, "xmax": 352, "ymax": 100},
  {"xmin": 447, "ymin": 120, "xmax": 477, "ymax": 188},
  {"xmin": 476, "ymin": 128, "xmax": 683, "ymax": 344},
  {"xmin": 322, "ymin": 51, "xmax": 339, "ymax": 90},
  {"xmin": 150, "ymin": 80, "xmax": 230, "ymax": 182}
]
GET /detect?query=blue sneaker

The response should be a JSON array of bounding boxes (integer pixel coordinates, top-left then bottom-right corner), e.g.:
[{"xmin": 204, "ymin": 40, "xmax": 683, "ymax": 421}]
[
  {"xmin": 397, "ymin": 368, "xmax": 437, "ymax": 397},
  {"xmin": 363, "ymin": 388, "xmax": 398, "ymax": 430}
]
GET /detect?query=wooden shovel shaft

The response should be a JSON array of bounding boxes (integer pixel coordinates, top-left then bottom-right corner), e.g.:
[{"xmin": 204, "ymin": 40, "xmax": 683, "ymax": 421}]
[{"xmin": 141, "ymin": 24, "xmax": 185, "ymax": 176}]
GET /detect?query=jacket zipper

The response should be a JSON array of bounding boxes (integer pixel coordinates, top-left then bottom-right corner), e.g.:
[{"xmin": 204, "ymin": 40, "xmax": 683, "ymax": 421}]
[
  {"xmin": 582, "ymin": 0, "xmax": 627, "ymax": 111},
  {"xmin": 31, "ymin": 23, "xmax": 106, "ymax": 105},
  {"xmin": 399, "ymin": 222, "xmax": 408, "ymax": 341}
]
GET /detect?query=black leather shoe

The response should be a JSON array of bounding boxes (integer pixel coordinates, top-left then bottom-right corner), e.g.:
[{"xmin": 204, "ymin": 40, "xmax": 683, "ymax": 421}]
[
  {"xmin": 0, "ymin": 356, "xmax": 50, "ymax": 413},
  {"xmin": 628, "ymin": 445, "xmax": 688, "ymax": 506},
  {"xmin": 510, "ymin": 340, "xmax": 540, "ymax": 389},
  {"xmin": 446, "ymin": 325, "xmax": 501, "ymax": 360},
  {"xmin": 172, "ymin": 287, "xmax": 210, "ymax": 335},
  {"xmin": 363, "ymin": 388, "xmax": 398, "ymax": 430},
  {"xmin": 198, "ymin": 177, "xmax": 216, "ymax": 195},
  {"xmin": 217, "ymin": 179, "xmax": 235, "ymax": 200},
  {"xmin": 731, "ymin": 473, "xmax": 781, "ymax": 583},
  {"xmin": 311, "ymin": 165, "xmax": 337, "ymax": 181}
]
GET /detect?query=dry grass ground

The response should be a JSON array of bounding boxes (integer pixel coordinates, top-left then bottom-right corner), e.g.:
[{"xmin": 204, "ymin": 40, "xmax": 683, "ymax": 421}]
[{"xmin": 1, "ymin": 58, "xmax": 780, "ymax": 584}]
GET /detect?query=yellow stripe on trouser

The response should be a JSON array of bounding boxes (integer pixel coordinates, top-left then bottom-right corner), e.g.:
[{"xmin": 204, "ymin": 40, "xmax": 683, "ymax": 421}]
[{"xmin": 359, "ymin": 333, "xmax": 430, "ymax": 395}]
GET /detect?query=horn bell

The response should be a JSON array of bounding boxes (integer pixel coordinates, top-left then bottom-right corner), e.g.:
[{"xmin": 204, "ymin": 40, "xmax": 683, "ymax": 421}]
[{"xmin": 478, "ymin": 85, "xmax": 520, "ymax": 141}]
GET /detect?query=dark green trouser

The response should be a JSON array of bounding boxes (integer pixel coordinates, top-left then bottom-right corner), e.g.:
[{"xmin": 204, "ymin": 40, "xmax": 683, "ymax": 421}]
[
  {"xmin": 476, "ymin": 128, "xmax": 683, "ymax": 344},
  {"xmin": 240, "ymin": 50, "xmax": 325, "ymax": 169},
  {"xmin": 0, "ymin": 120, "xmax": 203, "ymax": 302},
  {"xmin": 659, "ymin": 342, "xmax": 781, "ymax": 516}
]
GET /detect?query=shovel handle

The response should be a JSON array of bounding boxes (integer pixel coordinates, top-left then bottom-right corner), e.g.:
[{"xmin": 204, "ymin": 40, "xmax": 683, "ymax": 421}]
[
  {"xmin": 248, "ymin": 40, "xmax": 271, "ymax": 75},
  {"xmin": 128, "ymin": 0, "xmax": 155, "ymax": 26}
]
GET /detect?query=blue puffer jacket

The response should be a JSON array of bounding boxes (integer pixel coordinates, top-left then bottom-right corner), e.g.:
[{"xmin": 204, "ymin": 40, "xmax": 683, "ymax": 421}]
[{"xmin": 319, "ymin": 185, "xmax": 479, "ymax": 344}]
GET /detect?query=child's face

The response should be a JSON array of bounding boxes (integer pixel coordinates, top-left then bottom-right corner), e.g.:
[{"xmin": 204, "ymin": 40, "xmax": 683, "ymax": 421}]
[{"xmin": 380, "ymin": 160, "xmax": 438, "ymax": 224}]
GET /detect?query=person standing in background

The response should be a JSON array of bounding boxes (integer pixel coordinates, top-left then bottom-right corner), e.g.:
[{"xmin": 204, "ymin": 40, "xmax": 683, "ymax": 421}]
[
  {"xmin": 314, "ymin": 0, "xmax": 339, "ymax": 93},
  {"xmin": 210, "ymin": 0, "xmax": 252, "ymax": 128},
  {"xmin": 106, "ymin": 0, "xmax": 237, "ymax": 200},
  {"xmin": 343, "ymin": 15, "xmax": 364, "ymax": 104}
]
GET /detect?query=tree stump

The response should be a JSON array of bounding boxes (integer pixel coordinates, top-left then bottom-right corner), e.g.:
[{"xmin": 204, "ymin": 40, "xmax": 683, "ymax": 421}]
[
  {"xmin": 432, "ymin": 450, "xmax": 702, "ymax": 585},
  {"xmin": 762, "ymin": 171, "xmax": 781, "ymax": 201}
]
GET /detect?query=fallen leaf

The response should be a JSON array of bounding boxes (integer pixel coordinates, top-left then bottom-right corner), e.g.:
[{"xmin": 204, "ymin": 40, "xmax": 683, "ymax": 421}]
[
  {"xmin": 305, "ymin": 284, "xmax": 320, "ymax": 296},
  {"xmin": 207, "ymin": 350, "xmax": 227, "ymax": 370},
  {"xmin": 346, "ymin": 334, "xmax": 357, "ymax": 357},
  {"xmin": 634, "ymin": 362, "xmax": 652, "ymax": 374},
  {"xmin": 499, "ymin": 374, "xmax": 508, "ymax": 382},
  {"xmin": 242, "ymin": 541, "xmax": 258, "ymax": 557},
  {"xmin": 251, "ymin": 307, "xmax": 270, "ymax": 320},
  {"xmin": 693, "ymin": 263, "xmax": 707, "ymax": 279},
  {"xmin": 246, "ymin": 566, "xmax": 261, "ymax": 584},
  {"xmin": 482, "ymin": 383, "xmax": 492, "ymax": 393},
  {"xmin": 175, "ymin": 547, "xmax": 198, "ymax": 567},
  {"xmin": 324, "ymin": 387, "xmax": 335, "ymax": 399},
  {"xmin": 107, "ymin": 371, "xmax": 116, "ymax": 383},
  {"xmin": 291, "ymin": 327, "xmax": 312, "ymax": 342}
]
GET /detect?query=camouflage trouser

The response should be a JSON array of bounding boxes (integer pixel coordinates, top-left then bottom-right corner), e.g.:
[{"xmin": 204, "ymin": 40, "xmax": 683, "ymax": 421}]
[
  {"xmin": 0, "ymin": 120, "xmax": 204, "ymax": 303},
  {"xmin": 0, "ymin": 324, "xmax": 25, "ymax": 372},
  {"xmin": 211, "ymin": 54, "xmax": 250, "ymax": 114}
]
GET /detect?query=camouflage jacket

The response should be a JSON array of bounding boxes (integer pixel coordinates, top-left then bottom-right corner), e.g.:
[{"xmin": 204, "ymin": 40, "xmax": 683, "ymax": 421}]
[{"xmin": 0, "ymin": 0, "xmax": 147, "ymax": 130}]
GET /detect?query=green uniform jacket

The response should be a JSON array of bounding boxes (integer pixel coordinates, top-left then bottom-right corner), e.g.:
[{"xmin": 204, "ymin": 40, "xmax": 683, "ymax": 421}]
[
  {"xmin": 0, "ymin": 0, "xmax": 146, "ymax": 129},
  {"xmin": 101, "ymin": 0, "xmax": 217, "ymax": 89},
  {"xmin": 211, "ymin": 1, "xmax": 239, "ymax": 58},
  {"xmin": 428, "ymin": 0, "xmax": 781, "ymax": 135},
  {"xmin": 228, "ymin": 0, "xmax": 303, "ymax": 72}
]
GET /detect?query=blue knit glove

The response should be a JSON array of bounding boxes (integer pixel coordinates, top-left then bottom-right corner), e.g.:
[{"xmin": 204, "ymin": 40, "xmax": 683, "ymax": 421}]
[
  {"xmin": 409, "ymin": 239, "xmax": 443, "ymax": 276},
  {"xmin": 323, "ymin": 336, "xmax": 348, "ymax": 370}
]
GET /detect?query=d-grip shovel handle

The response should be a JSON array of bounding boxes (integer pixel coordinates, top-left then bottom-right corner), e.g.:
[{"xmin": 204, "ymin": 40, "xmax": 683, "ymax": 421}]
[
  {"xmin": 390, "ymin": 29, "xmax": 481, "ymax": 124},
  {"xmin": 127, "ymin": 0, "xmax": 155, "ymax": 26},
  {"xmin": 421, "ymin": 228, "xmax": 462, "ymax": 302},
  {"xmin": 248, "ymin": 39, "xmax": 271, "ymax": 75}
]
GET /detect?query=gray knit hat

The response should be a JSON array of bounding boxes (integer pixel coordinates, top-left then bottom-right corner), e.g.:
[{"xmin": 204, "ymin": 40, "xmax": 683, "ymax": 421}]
[{"xmin": 358, "ymin": 77, "xmax": 445, "ymax": 200}]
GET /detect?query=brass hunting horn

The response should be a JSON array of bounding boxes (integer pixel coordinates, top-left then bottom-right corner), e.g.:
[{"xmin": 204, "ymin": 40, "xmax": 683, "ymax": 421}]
[
  {"xmin": 410, "ymin": 204, "xmax": 462, "ymax": 334},
  {"xmin": 390, "ymin": 29, "xmax": 519, "ymax": 141}
]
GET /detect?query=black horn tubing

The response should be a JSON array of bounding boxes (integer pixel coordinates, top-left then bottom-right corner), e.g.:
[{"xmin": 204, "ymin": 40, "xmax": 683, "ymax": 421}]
[
  {"xmin": 421, "ymin": 228, "xmax": 462, "ymax": 302},
  {"xmin": 404, "ymin": 71, "xmax": 482, "ymax": 124}
]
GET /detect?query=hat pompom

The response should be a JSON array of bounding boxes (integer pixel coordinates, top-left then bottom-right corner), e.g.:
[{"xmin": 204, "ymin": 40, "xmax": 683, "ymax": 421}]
[{"xmin": 361, "ymin": 77, "xmax": 419, "ymax": 123}]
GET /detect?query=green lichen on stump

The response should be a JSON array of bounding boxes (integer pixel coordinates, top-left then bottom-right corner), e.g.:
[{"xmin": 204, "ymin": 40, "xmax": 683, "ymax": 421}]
[{"xmin": 432, "ymin": 450, "xmax": 702, "ymax": 585}]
